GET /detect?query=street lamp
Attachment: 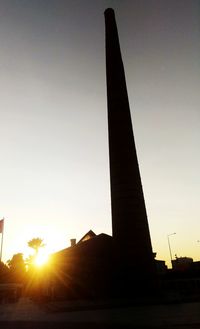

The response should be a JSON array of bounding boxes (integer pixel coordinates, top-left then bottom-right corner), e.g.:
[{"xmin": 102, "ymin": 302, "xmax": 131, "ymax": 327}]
[{"xmin": 167, "ymin": 232, "xmax": 176, "ymax": 265}]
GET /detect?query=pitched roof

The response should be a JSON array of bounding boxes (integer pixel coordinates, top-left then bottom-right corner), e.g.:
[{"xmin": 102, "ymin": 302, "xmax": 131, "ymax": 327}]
[{"xmin": 78, "ymin": 230, "xmax": 96, "ymax": 244}]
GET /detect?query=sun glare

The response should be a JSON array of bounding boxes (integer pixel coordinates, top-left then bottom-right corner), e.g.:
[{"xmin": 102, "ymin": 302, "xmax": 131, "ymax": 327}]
[{"xmin": 34, "ymin": 250, "xmax": 49, "ymax": 267}]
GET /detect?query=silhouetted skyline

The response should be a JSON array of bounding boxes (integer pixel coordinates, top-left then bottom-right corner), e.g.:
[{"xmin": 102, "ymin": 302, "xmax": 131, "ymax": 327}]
[{"xmin": 0, "ymin": 1, "xmax": 199, "ymax": 266}]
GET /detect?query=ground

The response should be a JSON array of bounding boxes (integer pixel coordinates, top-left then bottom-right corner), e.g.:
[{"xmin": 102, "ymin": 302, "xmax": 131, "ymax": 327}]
[{"xmin": 1, "ymin": 297, "xmax": 200, "ymax": 328}]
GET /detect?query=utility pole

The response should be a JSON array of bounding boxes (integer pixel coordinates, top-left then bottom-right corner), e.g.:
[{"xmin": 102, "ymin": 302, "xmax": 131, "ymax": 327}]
[{"xmin": 167, "ymin": 232, "xmax": 176, "ymax": 266}]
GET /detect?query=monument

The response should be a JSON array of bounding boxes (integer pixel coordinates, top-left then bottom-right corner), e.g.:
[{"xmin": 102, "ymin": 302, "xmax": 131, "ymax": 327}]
[{"xmin": 104, "ymin": 8, "xmax": 155, "ymax": 289}]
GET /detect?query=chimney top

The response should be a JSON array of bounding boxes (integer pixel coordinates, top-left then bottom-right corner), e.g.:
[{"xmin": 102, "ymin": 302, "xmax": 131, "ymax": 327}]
[
  {"xmin": 70, "ymin": 238, "xmax": 76, "ymax": 247},
  {"xmin": 104, "ymin": 8, "xmax": 115, "ymax": 16}
]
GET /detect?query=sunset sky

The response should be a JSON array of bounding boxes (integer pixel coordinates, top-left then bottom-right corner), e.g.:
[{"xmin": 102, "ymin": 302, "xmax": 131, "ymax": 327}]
[{"xmin": 0, "ymin": 0, "xmax": 199, "ymax": 266}]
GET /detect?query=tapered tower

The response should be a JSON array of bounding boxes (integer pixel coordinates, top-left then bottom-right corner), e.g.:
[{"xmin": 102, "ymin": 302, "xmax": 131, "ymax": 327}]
[{"xmin": 104, "ymin": 8, "xmax": 155, "ymax": 283}]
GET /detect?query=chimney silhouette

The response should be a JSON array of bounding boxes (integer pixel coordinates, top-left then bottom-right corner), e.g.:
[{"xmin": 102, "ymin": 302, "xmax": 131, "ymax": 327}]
[{"xmin": 104, "ymin": 8, "xmax": 155, "ymax": 280}]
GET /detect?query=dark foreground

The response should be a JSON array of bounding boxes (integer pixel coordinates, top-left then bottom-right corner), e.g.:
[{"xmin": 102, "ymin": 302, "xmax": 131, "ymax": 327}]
[
  {"xmin": 0, "ymin": 322, "xmax": 133, "ymax": 329},
  {"xmin": 1, "ymin": 297, "xmax": 200, "ymax": 328},
  {"xmin": 0, "ymin": 322, "xmax": 200, "ymax": 329}
]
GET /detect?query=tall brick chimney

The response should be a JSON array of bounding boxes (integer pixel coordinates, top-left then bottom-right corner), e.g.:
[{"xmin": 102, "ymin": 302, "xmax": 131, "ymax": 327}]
[{"xmin": 104, "ymin": 8, "xmax": 155, "ymax": 284}]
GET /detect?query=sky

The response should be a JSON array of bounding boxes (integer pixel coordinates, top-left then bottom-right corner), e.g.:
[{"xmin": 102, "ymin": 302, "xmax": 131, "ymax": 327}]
[{"xmin": 0, "ymin": 0, "xmax": 199, "ymax": 267}]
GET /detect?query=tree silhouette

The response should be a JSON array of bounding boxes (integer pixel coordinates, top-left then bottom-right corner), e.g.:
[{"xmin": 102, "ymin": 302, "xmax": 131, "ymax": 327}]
[
  {"xmin": 7, "ymin": 253, "xmax": 26, "ymax": 283},
  {"xmin": 28, "ymin": 238, "xmax": 45, "ymax": 255},
  {"xmin": 26, "ymin": 237, "xmax": 46, "ymax": 270},
  {"xmin": 0, "ymin": 261, "xmax": 10, "ymax": 283},
  {"xmin": 26, "ymin": 238, "xmax": 46, "ymax": 300}
]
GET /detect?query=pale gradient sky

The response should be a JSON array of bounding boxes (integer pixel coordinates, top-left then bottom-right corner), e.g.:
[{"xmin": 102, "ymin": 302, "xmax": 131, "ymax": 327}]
[{"xmin": 0, "ymin": 0, "xmax": 199, "ymax": 266}]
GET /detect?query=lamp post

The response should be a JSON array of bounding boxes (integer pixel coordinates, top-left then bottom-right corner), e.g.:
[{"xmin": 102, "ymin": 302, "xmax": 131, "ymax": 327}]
[{"xmin": 167, "ymin": 232, "xmax": 176, "ymax": 266}]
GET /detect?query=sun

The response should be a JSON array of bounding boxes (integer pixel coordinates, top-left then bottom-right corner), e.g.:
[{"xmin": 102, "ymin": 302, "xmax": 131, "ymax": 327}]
[{"xmin": 34, "ymin": 250, "xmax": 49, "ymax": 267}]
